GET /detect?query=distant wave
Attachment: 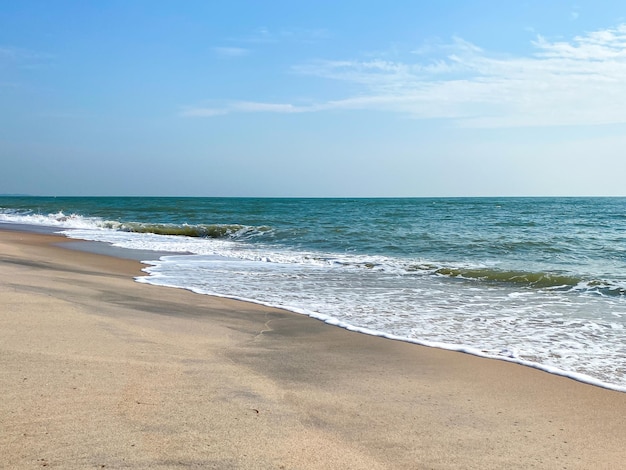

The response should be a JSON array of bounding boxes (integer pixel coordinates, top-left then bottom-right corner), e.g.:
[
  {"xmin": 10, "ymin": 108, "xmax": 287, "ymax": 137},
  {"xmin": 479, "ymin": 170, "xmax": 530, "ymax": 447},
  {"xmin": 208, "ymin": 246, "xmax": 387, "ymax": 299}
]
[
  {"xmin": 0, "ymin": 210, "xmax": 104, "ymax": 229},
  {"xmin": 406, "ymin": 264, "xmax": 625, "ymax": 296},
  {"xmin": 102, "ymin": 221, "xmax": 273, "ymax": 240},
  {"xmin": 0, "ymin": 209, "xmax": 272, "ymax": 241}
]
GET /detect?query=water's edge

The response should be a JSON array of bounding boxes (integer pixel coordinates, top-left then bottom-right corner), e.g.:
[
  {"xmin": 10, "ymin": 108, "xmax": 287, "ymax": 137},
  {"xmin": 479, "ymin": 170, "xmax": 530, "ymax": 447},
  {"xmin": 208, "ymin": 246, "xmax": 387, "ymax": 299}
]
[{"xmin": 135, "ymin": 268, "xmax": 626, "ymax": 394}]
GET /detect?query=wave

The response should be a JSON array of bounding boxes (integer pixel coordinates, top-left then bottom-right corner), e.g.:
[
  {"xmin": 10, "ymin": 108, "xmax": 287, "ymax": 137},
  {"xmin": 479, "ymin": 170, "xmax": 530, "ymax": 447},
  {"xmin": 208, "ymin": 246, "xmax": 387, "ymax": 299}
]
[
  {"xmin": 406, "ymin": 264, "xmax": 625, "ymax": 296},
  {"xmin": 102, "ymin": 221, "xmax": 273, "ymax": 240},
  {"xmin": 0, "ymin": 209, "xmax": 272, "ymax": 241},
  {"xmin": 3, "ymin": 207, "xmax": 625, "ymax": 297},
  {"xmin": 0, "ymin": 210, "xmax": 104, "ymax": 229}
]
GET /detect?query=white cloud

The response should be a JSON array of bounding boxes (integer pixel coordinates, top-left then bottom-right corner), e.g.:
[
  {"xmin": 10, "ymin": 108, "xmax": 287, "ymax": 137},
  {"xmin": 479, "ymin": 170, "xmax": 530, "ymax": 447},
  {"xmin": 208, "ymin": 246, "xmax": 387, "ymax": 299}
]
[
  {"xmin": 179, "ymin": 107, "xmax": 228, "ymax": 117},
  {"xmin": 212, "ymin": 46, "xmax": 249, "ymax": 58},
  {"xmin": 180, "ymin": 101, "xmax": 314, "ymax": 117},
  {"xmin": 188, "ymin": 24, "xmax": 626, "ymax": 128},
  {"xmin": 231, "ymin": 102, "xmax": 305, "ymax": 113},
  {"xmin": 237, "ymin": 27, "xmax": 331, "ymax": 45},
  {"xmin": 0, "ymin": 45, "xmax": 53, "ymax": 64}
]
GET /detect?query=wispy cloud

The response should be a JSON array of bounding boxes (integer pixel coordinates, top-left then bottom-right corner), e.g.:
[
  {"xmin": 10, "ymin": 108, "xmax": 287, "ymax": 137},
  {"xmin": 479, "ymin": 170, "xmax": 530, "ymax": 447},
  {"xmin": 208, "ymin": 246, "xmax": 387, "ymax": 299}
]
[
  {"xmin": 186, "ymin": 24, "xmax": 626, "ymax": 128},
  {"xmin": 180, "ymin": 101, "xmax": 314, "ymax": 117},
  {"xmin": 180, "ymin": 107, "xmax": 229, "ymax": 117},
  {"xmin": 34, "ymin": 111, "xmax": 91, "ymax": 119},
  {"xmin": 0, "ymin": 46, "xmax": 53, "ymax": 63},
  {"xmin": 236, "ymin": 27, "xmax": 331, "ymax": 45},
  {"xmin": 212, "ymin": 46, "xmax": 250, "ymax": 58}
]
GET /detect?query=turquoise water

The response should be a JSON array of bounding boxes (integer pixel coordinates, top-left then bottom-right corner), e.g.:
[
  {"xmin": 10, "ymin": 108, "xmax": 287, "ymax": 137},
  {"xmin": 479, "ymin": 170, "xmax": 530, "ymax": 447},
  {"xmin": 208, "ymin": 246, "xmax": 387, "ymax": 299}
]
[{"xmin": 2, "ymin": 196, "xmax": 626, "ymax": 390}]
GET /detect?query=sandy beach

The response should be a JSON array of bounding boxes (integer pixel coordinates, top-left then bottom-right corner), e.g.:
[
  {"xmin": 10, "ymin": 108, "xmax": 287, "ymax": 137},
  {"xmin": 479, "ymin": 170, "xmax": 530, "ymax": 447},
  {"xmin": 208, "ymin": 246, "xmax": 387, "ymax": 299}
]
[{"xmin": 1, "ymin": 228, "xmax": 625, "ymax": 469}]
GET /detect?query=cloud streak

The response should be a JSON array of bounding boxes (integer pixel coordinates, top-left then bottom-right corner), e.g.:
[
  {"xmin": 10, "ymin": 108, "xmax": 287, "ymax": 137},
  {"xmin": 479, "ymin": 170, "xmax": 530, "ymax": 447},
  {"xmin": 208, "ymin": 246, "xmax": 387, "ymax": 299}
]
[
  {"xmin": 0, "ymin": 45, "xmax": 53, "ymax": 63},
  {"xmin": 212, "ymin": 46, "xmax": 249, "ymax": 58},
  {"xmin": 180, "ymin": 101, "xmax": 316, "ymax": 117},
  {"xmin": 186, "ymin": 24, "xmax": 626, "ymax": 128},
  {"xmin": 235, "ymin": 27, "xmax": 331, "ymax": 44}
]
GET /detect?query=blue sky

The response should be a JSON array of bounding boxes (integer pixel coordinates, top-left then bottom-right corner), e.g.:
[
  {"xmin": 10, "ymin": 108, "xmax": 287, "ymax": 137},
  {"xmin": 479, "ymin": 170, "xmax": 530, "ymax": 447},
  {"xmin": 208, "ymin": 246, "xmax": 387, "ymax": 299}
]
[{"xmin": 2, "ymin": 1, "xmax": 626, "ymax": 196}]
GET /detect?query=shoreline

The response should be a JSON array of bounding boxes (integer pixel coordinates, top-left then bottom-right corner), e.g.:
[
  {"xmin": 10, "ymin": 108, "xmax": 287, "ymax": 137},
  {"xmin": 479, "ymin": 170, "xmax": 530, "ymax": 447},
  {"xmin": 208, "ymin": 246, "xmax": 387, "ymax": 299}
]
[
  {"xmin": 138, "ymin": 268, "xmax": 626, "ymax": 395},
  {"xmin": 2, "ymin": 228, "xmax": 626, "ymax": 468},
  {"xmin": 9, "ymin": 222, "xmax": 621, "ymax": 392}
]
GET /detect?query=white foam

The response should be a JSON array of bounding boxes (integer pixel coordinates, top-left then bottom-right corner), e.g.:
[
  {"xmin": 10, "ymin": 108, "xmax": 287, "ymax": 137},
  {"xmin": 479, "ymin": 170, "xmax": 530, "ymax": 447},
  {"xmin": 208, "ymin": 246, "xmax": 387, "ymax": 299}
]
[
  {"xmin": 0, "ymin": 210, "xmax": 109, "ymax": 230},
  {"xmin": 135, "ymin": 260, "xmax": 626, "ymax": 394},
  {"xmin": 135, "ymin": 254, "xmax": 626, "ymax": 392}
]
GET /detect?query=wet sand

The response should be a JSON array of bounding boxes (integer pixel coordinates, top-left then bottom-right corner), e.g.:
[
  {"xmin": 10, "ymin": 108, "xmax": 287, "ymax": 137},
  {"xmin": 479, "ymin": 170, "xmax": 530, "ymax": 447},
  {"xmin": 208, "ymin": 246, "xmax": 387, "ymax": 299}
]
[{"xmin": 1, "ymin": 229, "xmax": 625, "ymax": 469}]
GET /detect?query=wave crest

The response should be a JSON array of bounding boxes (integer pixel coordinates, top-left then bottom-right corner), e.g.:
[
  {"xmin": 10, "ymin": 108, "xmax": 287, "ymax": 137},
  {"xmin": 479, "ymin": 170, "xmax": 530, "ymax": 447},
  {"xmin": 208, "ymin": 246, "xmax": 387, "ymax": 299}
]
[
  {"xmin": 404, "ymin": 264, "xmax": 625, "ymax": 296},
  {"xmin": 105, "ymin": 222, "xmax": 272, "ymax": 240}
]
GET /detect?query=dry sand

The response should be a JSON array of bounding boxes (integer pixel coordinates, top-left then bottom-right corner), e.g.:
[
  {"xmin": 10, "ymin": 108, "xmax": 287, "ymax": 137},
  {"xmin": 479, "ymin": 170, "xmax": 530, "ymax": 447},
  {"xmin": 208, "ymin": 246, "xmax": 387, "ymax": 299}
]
[{"xmin": 1, "ymin": 229, "xmax": 625, "ymax": 469}]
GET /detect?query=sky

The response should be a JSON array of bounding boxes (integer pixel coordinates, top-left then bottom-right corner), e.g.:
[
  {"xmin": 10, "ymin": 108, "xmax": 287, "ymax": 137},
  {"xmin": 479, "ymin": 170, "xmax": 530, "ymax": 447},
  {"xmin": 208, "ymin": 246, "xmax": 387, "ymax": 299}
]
[{"xmin": 2, "ymin": 1, "xmax": 626, "ymax": 197}]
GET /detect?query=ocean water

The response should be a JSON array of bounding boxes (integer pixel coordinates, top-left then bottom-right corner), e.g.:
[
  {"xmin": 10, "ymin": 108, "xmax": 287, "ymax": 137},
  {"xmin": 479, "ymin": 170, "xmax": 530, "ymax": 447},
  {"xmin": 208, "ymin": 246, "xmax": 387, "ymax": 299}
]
[{"xmin": 1, "ymin": 196, "xmax": 625, "ymax": 391}]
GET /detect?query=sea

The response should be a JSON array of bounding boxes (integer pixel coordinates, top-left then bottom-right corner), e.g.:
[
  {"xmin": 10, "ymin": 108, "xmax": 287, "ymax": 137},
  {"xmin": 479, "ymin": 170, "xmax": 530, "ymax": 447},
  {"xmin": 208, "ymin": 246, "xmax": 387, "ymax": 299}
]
[{"xmin": 1, "ymin": 196, "xmax": 625, "ymax": 392}]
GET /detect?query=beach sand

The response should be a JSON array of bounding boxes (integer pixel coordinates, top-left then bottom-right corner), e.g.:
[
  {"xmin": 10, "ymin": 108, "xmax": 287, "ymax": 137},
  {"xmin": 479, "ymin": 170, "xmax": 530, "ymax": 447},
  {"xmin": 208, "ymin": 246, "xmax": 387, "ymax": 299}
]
[{"xmin": 1, "ymin": 229, "xmax": 625, "ymax": 469}]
